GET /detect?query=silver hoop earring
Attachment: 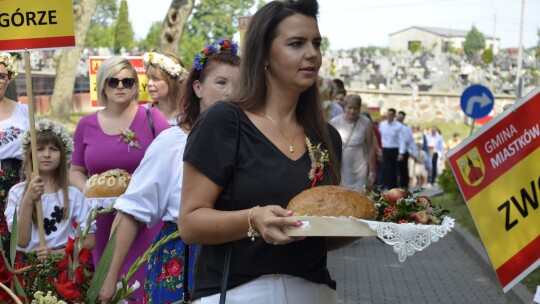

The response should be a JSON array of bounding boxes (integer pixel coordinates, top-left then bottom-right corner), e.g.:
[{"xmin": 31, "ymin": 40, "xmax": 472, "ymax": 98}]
[{"xmin": 265, "ymin": 64, "xmax": 269, "ymax": 71}]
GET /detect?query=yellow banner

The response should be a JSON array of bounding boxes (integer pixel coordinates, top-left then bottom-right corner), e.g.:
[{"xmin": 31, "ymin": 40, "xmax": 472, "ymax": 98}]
[
  {"xmin": 0, "ymin": 0, "xmax": 75, "ymax": 39},
  {"xmin": 467, "ymin": 148, "xmax": 540, "ymax": 269}
]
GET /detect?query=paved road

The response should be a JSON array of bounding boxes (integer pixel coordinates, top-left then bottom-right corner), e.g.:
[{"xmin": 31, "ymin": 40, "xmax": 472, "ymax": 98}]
[{"xmin": 326, "ymin": 186, "xmax": 527, "ymax": 304}]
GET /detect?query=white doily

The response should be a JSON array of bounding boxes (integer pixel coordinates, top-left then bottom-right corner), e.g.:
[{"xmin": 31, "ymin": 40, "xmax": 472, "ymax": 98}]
[
  {"xmin": 85, "ymin": 197, "xmax": 117, "ymax": 209},
  {"xmin": 359, "ymin": 216, "xmax": 455, "ymax": 262}
]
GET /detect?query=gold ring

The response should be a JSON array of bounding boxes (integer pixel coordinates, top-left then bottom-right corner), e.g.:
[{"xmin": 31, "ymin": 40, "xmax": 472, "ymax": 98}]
[{"xmin": 273, "ymin": 241, "xmax": 279, "ymax": 245}]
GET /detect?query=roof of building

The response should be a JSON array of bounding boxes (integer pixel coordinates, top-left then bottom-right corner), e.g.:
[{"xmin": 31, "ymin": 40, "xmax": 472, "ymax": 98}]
[{"xmin": 389, "ymin": 26, "xmax": 498, "ymax": 40}]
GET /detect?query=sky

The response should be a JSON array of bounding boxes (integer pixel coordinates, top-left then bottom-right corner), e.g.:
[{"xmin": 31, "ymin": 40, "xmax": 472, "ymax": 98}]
[{"xmin": 126, "ymin": 0, "xmax": 540, "ymax": 50}]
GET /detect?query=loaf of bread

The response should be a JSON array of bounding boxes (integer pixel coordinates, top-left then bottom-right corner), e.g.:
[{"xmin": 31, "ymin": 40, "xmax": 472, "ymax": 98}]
[
  {"xmin": 85, "ymin": 169, "xmax": 132, "ymax": 198},
  {"xmin": 287, "ymin": 186, "xmax": 376, "ymax": 218}
]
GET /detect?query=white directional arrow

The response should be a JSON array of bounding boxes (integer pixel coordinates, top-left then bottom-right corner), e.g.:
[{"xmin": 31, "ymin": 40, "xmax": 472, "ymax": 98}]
[{"xmin": 466, "ymin": 93, "xmax": 492, "ymax": 115}]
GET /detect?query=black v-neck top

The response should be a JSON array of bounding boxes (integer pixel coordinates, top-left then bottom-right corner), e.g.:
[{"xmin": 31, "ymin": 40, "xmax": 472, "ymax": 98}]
[{"xmin": 184, "ymin": 101, "xmax": 342, "ymax": 300}]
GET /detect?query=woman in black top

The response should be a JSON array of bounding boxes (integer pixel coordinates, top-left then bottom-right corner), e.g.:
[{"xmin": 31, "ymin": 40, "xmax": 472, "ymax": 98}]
[{"xmin": 179, "ymin": 0, "xmax": 356, "ymax": 302}]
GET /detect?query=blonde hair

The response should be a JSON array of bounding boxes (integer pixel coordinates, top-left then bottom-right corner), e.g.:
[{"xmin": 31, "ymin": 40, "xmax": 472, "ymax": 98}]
[{"xmin": 96, "ymin": 56, "xmax": 139, "ymax": 106}]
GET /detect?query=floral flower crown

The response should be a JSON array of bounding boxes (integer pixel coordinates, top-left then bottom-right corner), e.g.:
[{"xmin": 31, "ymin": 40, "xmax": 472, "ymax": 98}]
[
  {"xmin": 142, "ymin": 51, "xmax": 188, "ymax": 79},
  {"xmin": 0, "ymin": 52, "xmax": 18, "ymax": 79},
  {"xmin": 20, "ymin": 119, "xmax": 74, "ymax": 158},
  {"xmin": 193, "ymin": 39, "xmax": 238, "ymax": 71}
]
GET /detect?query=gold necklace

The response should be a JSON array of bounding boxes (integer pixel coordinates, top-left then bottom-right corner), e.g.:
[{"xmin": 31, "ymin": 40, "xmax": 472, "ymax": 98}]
[{"xmin": 264, "ymin": 112, "xmax": 295, "ymax": 153}]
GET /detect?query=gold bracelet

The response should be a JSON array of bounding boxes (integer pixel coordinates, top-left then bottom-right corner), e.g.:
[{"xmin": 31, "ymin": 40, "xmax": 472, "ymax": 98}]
[{"xmin": 247, "ymin": 205, "xmax": 260, "ymax": 241}]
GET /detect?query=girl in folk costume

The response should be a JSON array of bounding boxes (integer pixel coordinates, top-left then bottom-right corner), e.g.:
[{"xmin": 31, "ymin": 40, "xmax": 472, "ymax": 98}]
[{"xmin": 5, "ymin": 119, "xmax": 95, "ymax": 258}]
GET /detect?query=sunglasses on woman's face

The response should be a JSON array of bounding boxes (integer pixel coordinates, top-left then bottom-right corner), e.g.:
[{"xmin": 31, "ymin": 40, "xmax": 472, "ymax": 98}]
[{"xmin": 106, "ymin": 77, "xmax": 136, "ymax": 89}]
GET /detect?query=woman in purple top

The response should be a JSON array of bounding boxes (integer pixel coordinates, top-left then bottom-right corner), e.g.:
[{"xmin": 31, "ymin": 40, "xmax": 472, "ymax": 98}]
[{"xmin": 69, "ymin": 56, "xmax": 169, "ymax": 302}]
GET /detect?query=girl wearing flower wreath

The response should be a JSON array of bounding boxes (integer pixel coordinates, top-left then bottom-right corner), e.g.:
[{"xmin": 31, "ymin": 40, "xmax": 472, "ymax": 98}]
[
  {"xmin": 5, "ymin": 119, "xmax": 95, "ymax": 259},
  {"xmin": 143, "ymin": 52, "xmax": 188, "ymax": 126},
  {"xmin": 0, "ymin": 52, "xmax": 29, "ymax": 257},
  {"xmin": 179, "ymin": 1, "xmax": 357, "ymax": 303},
  {"xmin": 98, "ymin": 41, "xmax": 240, "ymax": 304},
  {"xmin": 69, "ymin": 56, "xmax": 170, "ymax": 302}
]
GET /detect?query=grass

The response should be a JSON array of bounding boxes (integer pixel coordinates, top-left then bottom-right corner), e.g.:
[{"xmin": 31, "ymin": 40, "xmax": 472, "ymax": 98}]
[{"xmin": 432, "ymin": 193, "xmax": 540, "ymax": 293}]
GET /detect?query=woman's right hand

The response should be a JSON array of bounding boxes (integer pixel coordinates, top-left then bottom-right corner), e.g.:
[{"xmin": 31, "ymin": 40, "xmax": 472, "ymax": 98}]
[
  {"xmin": 25, "ymin": 176, "xmax": 45, "ymax": 202},
  {"xmin": 250, "ymin": 205, "xmax": 304, "ymax": 246}
]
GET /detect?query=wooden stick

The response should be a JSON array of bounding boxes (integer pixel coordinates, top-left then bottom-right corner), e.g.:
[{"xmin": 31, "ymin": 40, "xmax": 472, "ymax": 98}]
[{"xmin": 23, "ymin": 51, "xmax": 46, "ymax": 247}]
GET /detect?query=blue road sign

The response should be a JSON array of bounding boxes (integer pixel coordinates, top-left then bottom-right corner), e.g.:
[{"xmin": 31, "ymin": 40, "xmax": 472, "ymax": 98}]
[{"xmin": 460, "ymin": 85, "xmax": 494, "ymax": 119}]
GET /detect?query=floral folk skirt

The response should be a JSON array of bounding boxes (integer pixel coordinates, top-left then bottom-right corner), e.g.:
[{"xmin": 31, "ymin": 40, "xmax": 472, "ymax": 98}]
[
  {"xmin": 144, "ymin": 221, "xmax": 196, "ymax": 304},
  {"xmin": 0, "ymin": 169, "xmax": 20, "ymax": 257}
]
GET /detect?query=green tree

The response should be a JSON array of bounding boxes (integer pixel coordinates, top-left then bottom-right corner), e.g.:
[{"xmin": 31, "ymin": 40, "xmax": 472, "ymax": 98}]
[
  {"xmin": 463, "ymin": 26, "xmax": 485, "ymax": 60},
  {"xmin": 408, "ymin": 41, "xmax": 422, "ymax": 54},
  {"xmin": 179, "ymin": 0, "xmax": 257, "ymax": 69},
  {"xmin": 482, "ymin": 48, "xmax": 493, "ymax": 64},
  {"xmin": 86, "ymin": 24, "xmax": 115, "ymax": 47},
  {"xmin": 114, "ymin": 0, "xmax": 135, "ymax": 54},
  {"xmin": 140, "ymin": 22, "xmax": 164, "ymax": 51},
  {"xmin": 321, "ymin": 36, "xmax": 330, "ymax": 53},
  {"xmin": 85, "ymin": 0, "xmax": 117, "ymax": 47}
]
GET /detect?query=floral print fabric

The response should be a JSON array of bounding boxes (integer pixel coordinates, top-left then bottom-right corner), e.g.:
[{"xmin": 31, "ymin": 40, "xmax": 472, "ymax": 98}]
[{"xmin": 144, "ymin": 221, "xmax": 196, "ymax": 304}]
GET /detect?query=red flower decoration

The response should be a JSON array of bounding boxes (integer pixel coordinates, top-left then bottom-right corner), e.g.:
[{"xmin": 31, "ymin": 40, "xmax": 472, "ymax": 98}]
[
  {"xmin": 0, "ymin": 216, "xmax": 8, "ymax": 234},
  {"xmin": 57, "ymin": 255, "xmax": 69, "ymax": 270},
  {"xmin": 78, "ymin": 248, "xmax": 91, "ymax": 264},
  {"xmin": 65, "ymin": 237, "xmax": 75, "ymax": 256},
  {"xmin": 0, "ymin": 254, "xmax": 13, "ymax": 284},
  {"xmin": 53, "ymin": 279, "xmax": 83, "ymax": 301},
  {"xmin": 166, "ymin": 258, "xmax": 182, "ymax": 277},
  {"xmin": 72, "ymin": 221, "xmax": 79, "ymax": 229},
  {"xmin": 73, "ymin": 267, "xmax": 86, "ymax": 283}
]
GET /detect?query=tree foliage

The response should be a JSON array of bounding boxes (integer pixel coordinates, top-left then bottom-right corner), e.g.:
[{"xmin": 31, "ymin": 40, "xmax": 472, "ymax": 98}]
[
  {"xmin": 464, "ymin": 26, "xmax": 485, "ymax": 59},
  {"xmin": 179, "ymin": 0, "xmax": 258, "ymax": 69},
  {"xmin": 321, "ymin": 36, "xmax": 330, "ymax": 53},
  {"xmin": 482, "ymin": 48, "xmax": 493, "ymax": 64},
  {"xmin": 85, "ymin": 0, "xmax": 117, "ymax": 47},
  {"xmin": 408, "ymin": 41, "xmax": 422, "ymax": 54},
  {"xmin": 90, "ymin": 0, "xmax": 117, "ymax": 26},
  {"xmin": 140, "ymin": 22, "xmax": 164, "ymax": 51},
  {"xmin": 114, "ymin": 0, "xmax": 135, "ymax": 54}
]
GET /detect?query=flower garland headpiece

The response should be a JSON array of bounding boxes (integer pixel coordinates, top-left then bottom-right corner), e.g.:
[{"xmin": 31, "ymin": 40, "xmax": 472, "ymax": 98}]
[
  {"xmin": 20, "ymin": 119, "xmax": 74, "ymax": 158},
  {"xmin": 193, "ymin": 39, "xmax": 238, "ymax": 71},
  {"xmin": 143, "ymin": 51, "xmax": 188, "ymax": 80},
  {"xmin": 0, "ymin": 52, "xmax": 18, "ymax": 79}
]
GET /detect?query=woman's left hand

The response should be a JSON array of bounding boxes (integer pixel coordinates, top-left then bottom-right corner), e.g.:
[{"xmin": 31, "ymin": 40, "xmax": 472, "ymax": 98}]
[{"xmin": 250, "ymin": 205, "xmax": 304, "ymax": 245}]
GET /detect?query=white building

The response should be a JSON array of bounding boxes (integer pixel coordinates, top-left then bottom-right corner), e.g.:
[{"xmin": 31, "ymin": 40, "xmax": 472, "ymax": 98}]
[{"xmin": 389, "ymin": 26, "xmax": 499, "ymax": 55}]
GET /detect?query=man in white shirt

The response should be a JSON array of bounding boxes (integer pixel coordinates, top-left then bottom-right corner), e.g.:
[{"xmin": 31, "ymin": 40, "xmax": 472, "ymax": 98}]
[
  {"xmin": 425, "ymin": 126, "xmax": 446, "ymax": 185},
  {"xmin": 396, "ymin": 111, "xmax": 417, "ymax": 188},
  {"xmin": 378, "ymin": 108, "xmax": 406, "ymax": 189}
]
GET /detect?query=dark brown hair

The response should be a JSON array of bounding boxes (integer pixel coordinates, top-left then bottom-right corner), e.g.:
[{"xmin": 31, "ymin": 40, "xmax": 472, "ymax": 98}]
[{"xmin": 227, "ymin": 0, "xmax": 340, "ymax": 185}]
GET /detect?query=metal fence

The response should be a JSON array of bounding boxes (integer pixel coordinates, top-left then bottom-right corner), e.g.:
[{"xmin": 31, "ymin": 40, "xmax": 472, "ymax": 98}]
[{"xmin": 13, "ymin": 74, "xmax": 90, "ymax": 96}]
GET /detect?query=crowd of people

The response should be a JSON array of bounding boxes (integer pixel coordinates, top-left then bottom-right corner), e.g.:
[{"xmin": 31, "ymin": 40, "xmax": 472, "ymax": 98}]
[
  {"xmin": 0, "ymin": 1, "xmax": 463, "ymax": 303},
  {"xmin": 319, "ymin": 73, "xmax": 456, "ymax": 192}
]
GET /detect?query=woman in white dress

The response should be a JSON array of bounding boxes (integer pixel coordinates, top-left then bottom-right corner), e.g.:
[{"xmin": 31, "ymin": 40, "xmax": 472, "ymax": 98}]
[{"xmin": 330, "ymin": 94, "xmax": 376, "ymax": 192}]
